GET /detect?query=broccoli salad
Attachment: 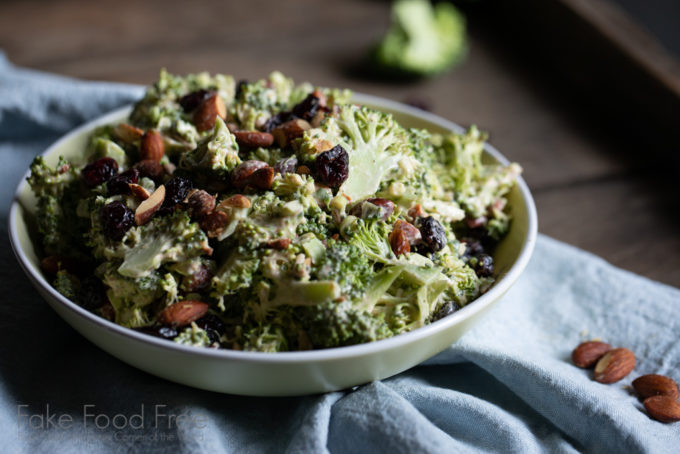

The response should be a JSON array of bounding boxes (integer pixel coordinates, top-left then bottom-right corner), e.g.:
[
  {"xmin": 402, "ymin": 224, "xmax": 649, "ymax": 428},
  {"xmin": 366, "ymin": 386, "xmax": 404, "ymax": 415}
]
[{"xmin": 28, "ymin": 70, "xmax": 521, "ymax": 352}]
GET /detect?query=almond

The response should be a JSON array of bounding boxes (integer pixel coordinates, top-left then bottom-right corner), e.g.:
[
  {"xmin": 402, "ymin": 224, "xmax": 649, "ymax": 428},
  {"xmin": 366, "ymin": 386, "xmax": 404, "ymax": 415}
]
[
  {"xmin": 231, "ymin": 160, "xmax": 274, "ymax": 190},
  {"xmin": 633, "ymin": 375, "xmax": 680, "ymax": 400},
  {"xmin": 128, "ymin": 183, "xmax": 150, "ymax": 200},
  {"xmin": 200, "ymin": 210, "xmax": 230, "ymax": 238},
  {"xmin": 159, "ymin": 300, "xmax": 209, "ymax": 327},
  {"xmin": 134, "ymin": 159, "xmax": 165, "ymax": 180},
  {"xmin": 233, "ymin": 131, "xmax": 275, "ymax": 148},
  {"xmin": 643, "ymin": 396, "xmax": 680, "ymax": 423},
  {"xmin": 296, "ymin": 165, "xmax": 311, "ymax": 175},
  {"xmin": 593, "ymin": 348, "xmax": 635, "ymax": 383},
  {"xmin": 219, "ymin": 194, "xmax": 251, "ymax": 209},
  {"xmin": 134, "ymin": 184, "xmax": 165, "ymax": 225},
  {"xmin": 140, "ymin": 130, "xmax": 165, "ymax": 162},
  {"xmin": 572, "ymin": 341, "xmax": 612, "ymax": 368},
  {"xmin": 408, "ymin": 204, "xmax": 424, "ymax": 219},
  {"xmin": 389, "ymin": 228, "xmax": 410, "ymax": 257},
  {"xmin": 193, "ymin": 93, "xmax": 226, "ymax": 132},
  {"xmin": 265, "ymin": 238, "xmax": 292, "ymax": 250},
  {"xmin": 185, "ymin": 189, "xmax": 216, "ymax": 221},
  {"xmin": 113, "ymin": 123, "xmax": 144, "ymax": 144},
  {"xmin": 272, "ymin": 119, "xmax": 311, "ymax": 147}
]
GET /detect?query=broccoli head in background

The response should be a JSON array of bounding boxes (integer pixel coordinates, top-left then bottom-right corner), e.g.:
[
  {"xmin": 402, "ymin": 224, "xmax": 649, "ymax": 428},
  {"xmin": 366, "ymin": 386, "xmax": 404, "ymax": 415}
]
[{"xmin": 373, "ymin": 0, "xmax": 466, "ymax": 77}]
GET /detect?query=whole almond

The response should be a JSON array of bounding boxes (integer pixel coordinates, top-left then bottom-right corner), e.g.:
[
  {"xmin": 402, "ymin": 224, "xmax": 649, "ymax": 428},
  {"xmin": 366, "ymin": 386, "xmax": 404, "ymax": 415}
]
[
  {"xmin": 140, "ymin": 130, "xmax": 165, "ymax": 162},
  {"xmin": 633, "ymin": 375, "xmax": 680, "ymax": 400},
  {"xmin": 113, "ymin": 123, "xmax": 144, "ymax": 144},
  {"xmin": 233, "ymin": 131, "xmax": 275, "ymax": 148},
  {"xmin": 219, "ymin": 194, "xmax": 251, "ymax": 209},
  {"xmin": 185, "ymin": 189, "xmax": 216, "ymax": 221},
  {"xmin": 389, "ymin": 228, "xmax": 410, "ymax": 257},
  {"xmin": 593, "ymin": 348, "xmax": 636, "ymax": 383},
  {"xmin": 134, "ymin": 185, "xmax": 165, "ymax": 225},
  {"xmin": 272, "ymin": 119, "xmax": 311, "ymax": 147},
  {"xmin": 200, "ymin": 210, "xmax": 230, "ymax": 238},
  {"xmin": 193, "ymin": 93, "xmax": 226, "ymax": 132},
  {"xmin": 572, "ymin": 341, "xmax": 612, "ymax": 368},
  {"xmin": 159, "ymin": 300, "xmax": 209, "ymax": 327},
  {"xmin": 643, "ymin": 396, "xmax": 680, "ymax": 423},
  {"xmin": 231, "ymin": 160, "xmax": 274, "ymax": 190},
  {"xmin": 134, "ymin": 159, "xmax": 165, "ymax": 180}
]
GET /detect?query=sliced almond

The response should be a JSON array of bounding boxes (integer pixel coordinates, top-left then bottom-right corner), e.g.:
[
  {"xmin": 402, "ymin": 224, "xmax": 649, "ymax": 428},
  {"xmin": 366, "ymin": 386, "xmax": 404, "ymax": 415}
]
[
  {"xmin": 193, "ymin": 94, "xmax": 226, "ymax": 132},
  {"xmin": 128, "ymin": 183, "xmax": 150, "ymax": 200},
  {"xmin": 140, "ymin": 130, "xmax": 165, "ymax": 162},
  {"xmin": 134, "ymin": 185, "xmax": 165, "ymax": 225},
  {"xmin": 113, "ymin": 123, "xmax": 144, "ymax": 144}
]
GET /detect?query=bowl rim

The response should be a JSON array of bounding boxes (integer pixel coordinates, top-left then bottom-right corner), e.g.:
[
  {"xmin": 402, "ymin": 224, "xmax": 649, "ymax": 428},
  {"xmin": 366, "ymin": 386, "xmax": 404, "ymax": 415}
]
[{"xmin": 8, "ymin": 93, "xmax": 537, "ymax": 364}]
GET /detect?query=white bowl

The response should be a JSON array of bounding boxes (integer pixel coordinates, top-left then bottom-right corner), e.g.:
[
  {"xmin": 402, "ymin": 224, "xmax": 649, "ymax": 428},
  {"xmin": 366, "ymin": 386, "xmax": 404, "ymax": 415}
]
[{"xmin": 9, "ymin": 94, "xmax": 537, "ymax": 396}]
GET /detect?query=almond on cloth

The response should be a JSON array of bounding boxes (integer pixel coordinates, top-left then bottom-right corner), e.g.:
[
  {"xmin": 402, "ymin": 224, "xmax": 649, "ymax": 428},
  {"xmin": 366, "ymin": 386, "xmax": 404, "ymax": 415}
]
[
  {"xmin": 593, "ymin": 348, "xmax": 635, "ymax": 383},
  {"xmin": 643, "ymin": 396, "xmax": 680, "ymax": 423},
  {"xmin": 633, "ymin": 375, "xmax": 680, "ymax": 400},
  {"xmin": 572, "ymin": 341, "xmax": 612, "ymax": 368}
]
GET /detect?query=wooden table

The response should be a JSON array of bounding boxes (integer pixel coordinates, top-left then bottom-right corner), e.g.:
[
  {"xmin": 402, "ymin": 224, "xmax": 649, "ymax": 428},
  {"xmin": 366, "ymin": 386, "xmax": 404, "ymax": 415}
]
[{"xmin": 2, "ymin": 0, "xmax": 678, "ymax": 287}]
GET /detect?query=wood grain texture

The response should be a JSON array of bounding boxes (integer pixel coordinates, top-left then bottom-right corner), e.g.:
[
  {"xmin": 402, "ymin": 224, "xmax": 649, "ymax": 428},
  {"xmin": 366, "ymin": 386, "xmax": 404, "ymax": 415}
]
[{"xmin": 0, "ymin": 0, "xmax": 678, "ymax": 287}]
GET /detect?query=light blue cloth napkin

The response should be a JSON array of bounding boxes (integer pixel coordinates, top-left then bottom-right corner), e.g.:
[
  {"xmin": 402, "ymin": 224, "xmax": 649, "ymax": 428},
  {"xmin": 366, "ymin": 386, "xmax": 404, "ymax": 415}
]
[{"xmin": 1, "ymin": 53, "xmax": 678, "ymax": 453}]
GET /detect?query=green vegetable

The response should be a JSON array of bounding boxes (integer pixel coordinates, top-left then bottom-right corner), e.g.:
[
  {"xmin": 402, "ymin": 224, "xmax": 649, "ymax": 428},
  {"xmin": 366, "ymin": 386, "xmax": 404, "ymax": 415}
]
[{"xmin": 373, "ymin": 0, "xmax": 466, "ymax": 77}]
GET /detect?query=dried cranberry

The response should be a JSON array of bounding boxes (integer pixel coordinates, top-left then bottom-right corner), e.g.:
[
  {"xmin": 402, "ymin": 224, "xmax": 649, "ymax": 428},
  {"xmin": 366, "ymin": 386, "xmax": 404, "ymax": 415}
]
[
  {"xmin": 136, "ymin": 325, "xmax": 179, "ymax": 340},
  {"xmin": 292, "ymin": 93, "xmax": 320, "ymax": 121},
  {"xmin": 461, "ymin": 238, "xmax": 485, "ymax": 261},
  {"xmin": 82, "ymin": 157, "xmax": 118, "ymax": 188},
  {"xmin": 264, "ymin": 111, "xmax": 296, "ymax": 132},
  {"xmin": 274, "ymin": 156, "xmax": 298, "ymax": 175},
  {"xmin": 160, "ymin": 176, "xmax": 193, "ymax": 214},
  {"xmin": 78, "ymin": 276, "xmax": 108, "ymax": 311},
  {"xmin": 417, "ymin": 216, "xmax": 446, "ymax": 253},
  {"xmin": 134, "ymin": 159, "xmax": 165, "ymax": 181},
  {"xmin": 179, "ymin": 89, "xmax": 212, "ymax": 113},
  {"xmin": 471, "ymin": 254, "xmax": 494, "ymax": 277},
  {"xmin": 432, "ymin": 302, "xmax": 458, "ymax": 321},
  {"xmin": 101, "ymin": 201, "xmax": 135, "ymax": 241},
  {"xmin": 234, "ymin": 79, "xmax": 248, "ymax": 100},
  {"xmin": 195, "ymin": 314, "xmax": 225, "ymax": 334},
  {"xmin": 313, "ymin": 145, "xmax": 349, "ymax": 189},
  {"xmin": 107, "ymin": 168, "xmax": 140, "ymax": 195}
]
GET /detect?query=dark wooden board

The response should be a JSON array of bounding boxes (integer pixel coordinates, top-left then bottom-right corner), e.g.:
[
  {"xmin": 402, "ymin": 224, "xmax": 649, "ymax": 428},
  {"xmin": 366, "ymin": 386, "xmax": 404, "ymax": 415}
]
[{"xmin": 0, "ymin": 0, "xmax": 678, "ymax": 287}]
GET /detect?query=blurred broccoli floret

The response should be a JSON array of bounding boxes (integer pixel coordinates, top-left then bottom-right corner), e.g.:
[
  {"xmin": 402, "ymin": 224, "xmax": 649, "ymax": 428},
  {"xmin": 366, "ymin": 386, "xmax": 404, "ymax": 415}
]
[
  {"xmin": 179, "ymin": 116, "xmax": 241, "ymax": 176},
  {"xmin": 373, "ymin": 0, "xmax": 466, "ymax": 77},
  {"xmin": 53, "ymin": 270, "xmax": 80, "ymax": 301},
  {"xmin": 174, "ymin": 323, "xmax": 213, "ymax": 347},
  {"xmin": 313, "ymin": 240, "xmax": 375, "ymax": 300},
  {"xmin": 340, "ymin": 217, "xmax": 394, "ymax": 264}
]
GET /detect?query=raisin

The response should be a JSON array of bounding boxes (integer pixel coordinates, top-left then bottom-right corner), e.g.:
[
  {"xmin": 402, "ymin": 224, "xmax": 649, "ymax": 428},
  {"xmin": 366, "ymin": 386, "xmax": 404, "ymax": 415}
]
[
  {"xmin": 82, "ymin": 157, "xmax": 118, "ymax": 188},
  {"xmin": 274, "ymin": 156, "xmax": 298, "ymax": 175},
  {"xmin": 313, "ymin": 145, "xmax": 349, "ymax": 188},
  {"xmin": 471, "ymin": 254, "xmax": 494, "ymax": 277},
  {"xmin": 417, "ymin": 216, "xmax": 446, "ymax": 253},
  {"xmin": 107, "ymin": 168, "xmax": 140, "ymax": 195},
  {"xmin": 101, "ymin": 201, "xmax": 135, "ymax": 241},
  {"xmin": 432, "ymin": 302, "xmax": 459, "ymax": 322},
  {"xmin": 195, "ymin": 314, "xmax": 226, "ymax": 334},
  {"xmin": 78, "ymin": 276, "xmax": 108, "ymax": 311},
  {"xmin": 204, "ymin": 329, "xmax": 220, "ymax": 345},
  {"xmin": 461, "ymin": 238, "xmax": 485, "ymax": 261},
  {"xmin": 235, "ymin": 79, "xmax": 248, "ymax": 100},
  {"xmin": 292, "ymin": 93, "xmax": 320, "ymax": 121},
  {"xmin": 136, "ymin": 325, "xmax": 179, "ymax": 340},
  {"xmin": 179, "ymin": 89, "xmax": 212, "ymax": 113},
  {"xmin": 264, "ymin": 111, "xmax": 296, "ymax": 132},
  {"xmin": 160, "ymin": 176, "xmax": 193, "ymax": 214}
]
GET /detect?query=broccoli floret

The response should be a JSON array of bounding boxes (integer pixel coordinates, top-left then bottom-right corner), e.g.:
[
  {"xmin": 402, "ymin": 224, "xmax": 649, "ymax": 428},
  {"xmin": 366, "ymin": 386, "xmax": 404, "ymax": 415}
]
[
  {"xmin": 241, "ymin": 324, "xmax": 289, "ymax": 352},
  {"xmin": 179, "ymin": 116, "xmax": 241, "ymax": 175},
  {"xmin": 114, "ymin": 211, "xmax": 212, "ymax": 279},
  {"xmin": 231, "ymin": 72, "xmax": 295, "ymax": 130},
  {"xmin": 211, "ymin": 247, "xmax": 262, "ymax": 301},
  {"xmin": 27, "ymin": 156, "xmax": 87, "ymax": 256},
  {"xmin": 313, "ymin": 240, "xmax": 375, "ymax": 300},
  {"xmin": 372, "ymin": 0, "xmax": 466, "ymax": 77},
  {"xmin": 53, "ymin": 270, "xmax": 80, "ymax": 301},
  {"xmin": 340, "ymin": 216, "xmax": 394, "ymax": 264},
  {"xmin": 174, "ymin": 323, "xmax": 213, "ymax": 347},
  {"xmin": 296, "ymin": 300, "xmax": 393, "ymax": 349}
]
